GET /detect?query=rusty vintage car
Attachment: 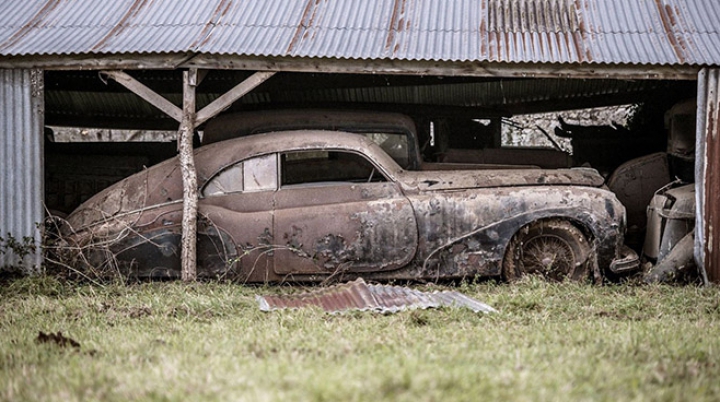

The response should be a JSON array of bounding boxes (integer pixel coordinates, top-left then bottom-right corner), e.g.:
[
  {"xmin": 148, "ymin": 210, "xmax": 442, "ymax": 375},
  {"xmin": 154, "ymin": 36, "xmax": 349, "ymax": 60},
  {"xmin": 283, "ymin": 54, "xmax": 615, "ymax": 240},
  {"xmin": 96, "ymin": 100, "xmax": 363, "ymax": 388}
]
[{"xmin": 60, "ymin": 130, "xmax": 639, "ymax": 283}]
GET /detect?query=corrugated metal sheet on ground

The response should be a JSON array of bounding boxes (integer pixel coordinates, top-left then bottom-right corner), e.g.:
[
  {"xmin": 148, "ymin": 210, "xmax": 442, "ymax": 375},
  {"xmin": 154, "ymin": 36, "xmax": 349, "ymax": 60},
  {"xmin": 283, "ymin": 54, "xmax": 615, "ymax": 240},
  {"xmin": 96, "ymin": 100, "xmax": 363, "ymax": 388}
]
[
  {"xmin": 0, "ymin": 0, "xmax": 718, "ymax": 66},
  {"xmin": 257, "ymin": 278, "xmax": 497, "ymax": 314}
]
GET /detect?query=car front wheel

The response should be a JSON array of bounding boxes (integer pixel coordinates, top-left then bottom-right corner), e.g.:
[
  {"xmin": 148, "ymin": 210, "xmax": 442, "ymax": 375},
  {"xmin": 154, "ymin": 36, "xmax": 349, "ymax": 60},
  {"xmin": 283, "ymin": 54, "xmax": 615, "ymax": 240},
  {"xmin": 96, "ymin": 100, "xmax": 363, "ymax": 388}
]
[{"xmin": 502, "ymin": 219, "xmax": 591, "ymax": 282}]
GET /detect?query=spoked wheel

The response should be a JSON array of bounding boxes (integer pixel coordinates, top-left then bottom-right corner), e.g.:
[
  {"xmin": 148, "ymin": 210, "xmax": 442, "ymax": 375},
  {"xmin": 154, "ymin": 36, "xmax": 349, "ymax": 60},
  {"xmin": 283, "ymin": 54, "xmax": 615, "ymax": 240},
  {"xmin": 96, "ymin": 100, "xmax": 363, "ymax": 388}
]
[{"xmin": 503, "ymin": 219, "xmax": 592, "ymax": 282}]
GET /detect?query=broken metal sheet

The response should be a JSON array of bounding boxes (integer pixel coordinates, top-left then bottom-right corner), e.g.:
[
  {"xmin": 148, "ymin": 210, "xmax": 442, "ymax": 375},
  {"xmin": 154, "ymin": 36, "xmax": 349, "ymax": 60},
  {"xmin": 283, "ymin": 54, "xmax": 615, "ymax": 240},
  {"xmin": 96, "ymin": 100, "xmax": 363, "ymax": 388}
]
[{"xmin": 256, "ymin": 278, "xmax": 497, "ymax": 314}]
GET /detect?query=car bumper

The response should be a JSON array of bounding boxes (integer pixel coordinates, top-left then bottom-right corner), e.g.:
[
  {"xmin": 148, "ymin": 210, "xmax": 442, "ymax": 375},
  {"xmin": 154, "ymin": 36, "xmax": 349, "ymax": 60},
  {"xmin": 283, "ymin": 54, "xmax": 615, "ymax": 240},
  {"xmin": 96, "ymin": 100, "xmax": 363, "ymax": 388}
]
[{"xmin": 609, "ymin": 245, "xmax": 641, "ymax": 274}]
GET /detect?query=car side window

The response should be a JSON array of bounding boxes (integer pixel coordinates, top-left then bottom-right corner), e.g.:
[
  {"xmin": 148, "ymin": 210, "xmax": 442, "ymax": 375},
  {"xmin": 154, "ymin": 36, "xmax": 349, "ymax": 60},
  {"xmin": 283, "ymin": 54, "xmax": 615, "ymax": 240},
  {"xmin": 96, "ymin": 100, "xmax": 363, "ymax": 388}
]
[
  {"xmin": 281, "ymin": 150, "xmax": 386, "ymax": 187},
  {"xmin": 244, "ymin": 154, "xmax": 278, "ymax": 192},
  {"xmin": 203, "ymin": 154, "xmax": 278, "ymax": 196}
]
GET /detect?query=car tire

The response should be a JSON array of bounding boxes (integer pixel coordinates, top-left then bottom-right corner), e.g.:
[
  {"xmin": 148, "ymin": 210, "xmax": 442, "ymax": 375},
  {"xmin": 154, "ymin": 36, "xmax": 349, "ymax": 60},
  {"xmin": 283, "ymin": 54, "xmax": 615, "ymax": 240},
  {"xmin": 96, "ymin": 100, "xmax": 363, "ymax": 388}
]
[{"xmin": 502, "ymin": 219, "xmax": 591, "ymax": 282}]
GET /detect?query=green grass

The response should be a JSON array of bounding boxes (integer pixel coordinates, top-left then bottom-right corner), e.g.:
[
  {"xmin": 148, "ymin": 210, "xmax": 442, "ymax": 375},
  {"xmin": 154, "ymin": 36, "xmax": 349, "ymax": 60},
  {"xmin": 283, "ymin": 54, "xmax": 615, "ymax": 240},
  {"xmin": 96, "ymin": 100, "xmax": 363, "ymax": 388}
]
[{"xmin": 1, "ymin": 276, "xmax": 719, "ymax": 401}]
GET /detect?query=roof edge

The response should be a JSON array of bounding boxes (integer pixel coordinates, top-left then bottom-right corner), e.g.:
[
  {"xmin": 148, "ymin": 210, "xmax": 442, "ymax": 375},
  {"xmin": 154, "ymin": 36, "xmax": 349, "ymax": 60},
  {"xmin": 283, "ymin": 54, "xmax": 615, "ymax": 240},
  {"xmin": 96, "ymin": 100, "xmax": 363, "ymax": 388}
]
[{"xmin": 0, "ymin": 53, "xmax": 701, "ymax": 80}]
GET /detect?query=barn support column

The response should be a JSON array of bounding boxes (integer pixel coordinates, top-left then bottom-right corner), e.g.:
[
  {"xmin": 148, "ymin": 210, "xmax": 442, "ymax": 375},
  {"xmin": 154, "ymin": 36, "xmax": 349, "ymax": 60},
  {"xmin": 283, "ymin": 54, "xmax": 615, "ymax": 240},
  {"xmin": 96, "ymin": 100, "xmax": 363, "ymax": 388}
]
[
  {"xmin": 696, "ymin": 68, "xmax": 720, "ymax": 285},
  {"xmin": 0, "ymin": 69, "xmax": 44, "ymax": 273},
  {"xmin": 100, "ymin": 69, "xmax": 275, "ymax": 280},
  {"xmin": 179, "ymin": 69, "xmax": 199, "ymax": 281}
]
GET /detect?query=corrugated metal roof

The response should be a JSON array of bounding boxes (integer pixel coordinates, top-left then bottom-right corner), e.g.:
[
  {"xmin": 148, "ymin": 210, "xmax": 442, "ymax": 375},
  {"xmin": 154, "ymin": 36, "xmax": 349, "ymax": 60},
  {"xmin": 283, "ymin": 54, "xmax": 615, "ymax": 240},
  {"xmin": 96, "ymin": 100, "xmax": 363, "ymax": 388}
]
[
  {"xmin": 0, "ymin": 0, "xmax": 718, "ymax": 66},
  {"xmin": 257, "ymin": 278, "xmax": 497, "ymax": 314}
]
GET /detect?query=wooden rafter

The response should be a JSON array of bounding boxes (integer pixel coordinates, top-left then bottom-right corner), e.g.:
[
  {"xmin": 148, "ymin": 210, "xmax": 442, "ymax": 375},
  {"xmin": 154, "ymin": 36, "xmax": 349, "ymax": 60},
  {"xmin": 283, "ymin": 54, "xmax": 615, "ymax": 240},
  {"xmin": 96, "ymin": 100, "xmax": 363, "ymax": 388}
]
[
  {"xmin": 195, "ymin": 71, "xmax": 275, "ymax": 126},
  {"xmin": 100, "ymin": 70, "xmax": 183, "ymax": 123},
  {"xmin": 100, "ymin": 70, "xmax": 276, "ymax": 127}
]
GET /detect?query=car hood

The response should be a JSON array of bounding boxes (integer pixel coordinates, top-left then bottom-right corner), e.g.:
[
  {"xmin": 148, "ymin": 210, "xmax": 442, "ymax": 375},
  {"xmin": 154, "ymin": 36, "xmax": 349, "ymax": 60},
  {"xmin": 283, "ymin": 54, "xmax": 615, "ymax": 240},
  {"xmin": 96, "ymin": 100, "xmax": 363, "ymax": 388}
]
[{"xmin": 397, "ymin": 167, "xmax": 605, "ymax": 191}]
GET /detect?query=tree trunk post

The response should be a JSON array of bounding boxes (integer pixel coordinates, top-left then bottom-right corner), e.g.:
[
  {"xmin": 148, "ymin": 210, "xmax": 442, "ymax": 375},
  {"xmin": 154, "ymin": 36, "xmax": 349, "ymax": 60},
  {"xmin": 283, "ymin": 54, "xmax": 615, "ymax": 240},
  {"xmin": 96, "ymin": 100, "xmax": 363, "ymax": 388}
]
[{"xmin": 179, "ymin": 69, "xmax": 198, "ymax": 281}]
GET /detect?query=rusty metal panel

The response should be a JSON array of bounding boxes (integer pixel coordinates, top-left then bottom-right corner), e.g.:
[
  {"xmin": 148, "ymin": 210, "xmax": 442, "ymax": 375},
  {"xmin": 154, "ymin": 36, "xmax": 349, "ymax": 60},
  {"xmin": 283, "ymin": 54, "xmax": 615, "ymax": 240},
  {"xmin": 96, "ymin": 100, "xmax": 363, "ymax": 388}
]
[
  {"xmin": 696, "ymin": 68, "xmax": 720, "ymax": 284},
  {"xmin": 0, "ymin": 0, "xmax": 719, "ymax": 66},
  {"xmin": 257, "ymin": 278, "xmax": 497, "ymax": 314},
  {"xmin": 272, "ymin": 181, "xmax": 419, "ymax": 274},
  {"xmin": 0, "ymin": 69, "xmax": 44, "ymax": 272},
  {"xmin": 0, "ymin": 0, "xmax": 221, "ymax": 55},
  {"xmin": 483, "ymin": 0, "xmax": 720, "ymax": 65}
]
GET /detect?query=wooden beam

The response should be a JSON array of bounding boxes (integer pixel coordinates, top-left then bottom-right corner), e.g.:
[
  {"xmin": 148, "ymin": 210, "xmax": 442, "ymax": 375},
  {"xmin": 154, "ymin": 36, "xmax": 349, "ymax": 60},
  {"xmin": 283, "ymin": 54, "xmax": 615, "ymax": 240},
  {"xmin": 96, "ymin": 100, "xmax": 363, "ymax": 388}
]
[
  {"xmin": 45, "ymin": 114, "xmax": 179, "ymax": 130},
  {"xmin": 0, "ymin": 54, "xmax": 190, "ymax": 70},
  {"xmin": 100, "ymin": 70, "xmax": 183, "ymax": 123},
  {"xmin": 0, "ymin": 53, "xmax": 701, "ymax": 81},
  {"xmin": 195, "ymin": 71, "xmax": 276, "ymax": 126},
  {"xmin": 186, "ymin": 56, "xmax": 701, "ymax": 81}
]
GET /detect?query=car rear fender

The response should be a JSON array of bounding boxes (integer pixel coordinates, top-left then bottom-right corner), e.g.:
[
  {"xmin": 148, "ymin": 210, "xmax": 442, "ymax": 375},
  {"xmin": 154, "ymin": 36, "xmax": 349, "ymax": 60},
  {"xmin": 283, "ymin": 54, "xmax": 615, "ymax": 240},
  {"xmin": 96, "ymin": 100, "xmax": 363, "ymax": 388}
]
[{"xmin": 419, "ymin": 209, "xmax": 606, "ymax": 277}]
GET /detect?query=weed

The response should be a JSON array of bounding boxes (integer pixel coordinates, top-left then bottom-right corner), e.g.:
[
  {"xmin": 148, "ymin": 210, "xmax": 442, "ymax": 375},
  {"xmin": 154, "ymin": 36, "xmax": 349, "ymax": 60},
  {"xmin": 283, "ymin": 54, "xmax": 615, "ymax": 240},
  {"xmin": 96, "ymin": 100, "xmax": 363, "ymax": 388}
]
[
  {"xmin": 0, "ymin": 233, "xmax": 37, "ymax": 274},
  {"xmin": 0, "ymin": 277, "xmax": 718, "ymax": 401}
]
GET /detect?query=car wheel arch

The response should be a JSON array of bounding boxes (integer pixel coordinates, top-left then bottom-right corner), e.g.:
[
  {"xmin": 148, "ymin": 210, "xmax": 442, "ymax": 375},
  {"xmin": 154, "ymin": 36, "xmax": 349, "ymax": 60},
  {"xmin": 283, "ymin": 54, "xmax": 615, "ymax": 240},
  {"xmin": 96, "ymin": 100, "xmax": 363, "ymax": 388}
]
[{"xmin": 501, "ymin": 217, "xmax": 597, "ymax": 283}]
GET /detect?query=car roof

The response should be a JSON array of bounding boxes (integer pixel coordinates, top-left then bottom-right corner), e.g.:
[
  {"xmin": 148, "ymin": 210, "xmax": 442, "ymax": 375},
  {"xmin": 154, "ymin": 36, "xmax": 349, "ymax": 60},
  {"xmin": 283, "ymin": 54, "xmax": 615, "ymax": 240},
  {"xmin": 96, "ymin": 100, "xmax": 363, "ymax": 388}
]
[
  {"xmin": 196, "ymin": 129, "xmax": 404, "ymax": 180},
  {"xmin": 202, "ymin": 109, "xmax": 417, "ymax": 145}
]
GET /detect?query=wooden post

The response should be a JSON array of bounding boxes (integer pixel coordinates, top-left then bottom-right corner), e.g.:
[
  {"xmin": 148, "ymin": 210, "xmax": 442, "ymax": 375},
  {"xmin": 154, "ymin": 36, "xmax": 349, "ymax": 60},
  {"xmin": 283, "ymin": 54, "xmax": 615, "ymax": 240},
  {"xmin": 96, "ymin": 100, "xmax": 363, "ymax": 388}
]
[
  {"xmin": 179, "ymin": 69, "xmax": 198, "ymax": 281},
  {"xmin": 99, "ymin": 69, "xmax": 274, "ymax": 281}
]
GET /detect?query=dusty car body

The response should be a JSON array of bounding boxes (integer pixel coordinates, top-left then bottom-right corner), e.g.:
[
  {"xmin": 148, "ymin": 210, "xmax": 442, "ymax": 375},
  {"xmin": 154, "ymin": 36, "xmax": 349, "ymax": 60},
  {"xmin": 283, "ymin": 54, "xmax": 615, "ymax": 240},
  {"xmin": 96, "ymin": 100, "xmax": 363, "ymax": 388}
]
[
  {"xmin": 643, "ymin": 182, "xmax": 698, "ymax": 283},
  {"xmin": 61, "ymin": 130, "xmax": 638, "ymax": 283}
]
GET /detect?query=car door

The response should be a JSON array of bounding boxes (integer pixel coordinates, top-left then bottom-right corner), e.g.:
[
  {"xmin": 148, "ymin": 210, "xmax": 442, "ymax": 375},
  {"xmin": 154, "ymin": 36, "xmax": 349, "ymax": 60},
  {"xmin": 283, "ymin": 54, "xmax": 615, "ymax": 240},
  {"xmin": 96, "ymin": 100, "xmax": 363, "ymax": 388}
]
[
  {"xmin": 272, "ymin": 149, "xmax": 418, "ymax": 275},
  {"xmin": 199, "ymin": 153, "xmax": 278, "ymax": 281}
]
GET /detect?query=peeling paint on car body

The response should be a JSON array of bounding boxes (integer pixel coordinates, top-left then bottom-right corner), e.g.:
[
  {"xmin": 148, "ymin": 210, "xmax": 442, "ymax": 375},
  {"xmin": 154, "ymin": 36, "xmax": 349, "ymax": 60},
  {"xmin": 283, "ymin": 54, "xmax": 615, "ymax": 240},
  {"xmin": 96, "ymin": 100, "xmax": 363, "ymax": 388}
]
[{"xmin": 61, "ymin": 130, "xmax": 636, "ymax": 282}]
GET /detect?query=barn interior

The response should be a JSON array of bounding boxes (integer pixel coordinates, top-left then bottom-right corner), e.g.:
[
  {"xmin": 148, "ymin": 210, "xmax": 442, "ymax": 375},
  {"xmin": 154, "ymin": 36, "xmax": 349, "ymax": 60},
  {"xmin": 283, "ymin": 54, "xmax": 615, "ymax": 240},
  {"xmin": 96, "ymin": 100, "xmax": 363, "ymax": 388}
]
[{"xmin": 43, "ymin": 69, "xmax": 697, "ymax": 218}]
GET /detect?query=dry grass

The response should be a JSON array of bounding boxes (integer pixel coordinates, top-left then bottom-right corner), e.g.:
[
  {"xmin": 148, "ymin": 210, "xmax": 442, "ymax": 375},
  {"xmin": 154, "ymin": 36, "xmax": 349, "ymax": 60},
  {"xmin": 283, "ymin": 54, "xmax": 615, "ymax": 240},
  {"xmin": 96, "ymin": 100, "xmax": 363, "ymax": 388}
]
[{"xmin": 1, "ymin": 276, "xmax": 719, "ymax": 401}]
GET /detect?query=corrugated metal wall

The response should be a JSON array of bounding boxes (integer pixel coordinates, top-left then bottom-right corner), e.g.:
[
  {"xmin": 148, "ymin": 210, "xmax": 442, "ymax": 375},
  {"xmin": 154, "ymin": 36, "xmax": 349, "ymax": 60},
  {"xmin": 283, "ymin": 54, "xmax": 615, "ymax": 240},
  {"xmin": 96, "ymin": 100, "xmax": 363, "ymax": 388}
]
[
  {"xmin": 696, "ymin": 68, "xmax": 720, "ymax": 284},
  {"xmin": 0, "ymin": 69, "xmax": 44, "ymax": 272}
]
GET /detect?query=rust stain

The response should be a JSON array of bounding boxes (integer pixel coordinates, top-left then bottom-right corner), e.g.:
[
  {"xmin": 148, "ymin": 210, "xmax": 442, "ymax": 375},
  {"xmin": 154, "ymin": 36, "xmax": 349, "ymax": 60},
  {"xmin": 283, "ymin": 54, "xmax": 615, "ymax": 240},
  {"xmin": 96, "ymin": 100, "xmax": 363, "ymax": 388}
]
[
  {"xmin": 485, "ymin": 0, "xmax": 593, "ymax": 63},
  {"xmin": 479, "ymin": 0, "xmax": 487, "ymax": 58},
  {"xmin": 385, "ymin": 0, "xmax": 407, "ymax": 57},
  {"xmin": 528, "ymin": 1, "xmax": 541, "ymax": 59},
  {"xmin": 0, "ymin": 0, "xmax": 62, "ymax": 53},
  {"xmin": 671, "ymin": 4, "xmax": 691, "ymax": 59},
  {"xmin": 191, "ymin": 0, "xmax": 234, "ymax": 49},
  {"xmin": 570, "ymin": 32, "xmax": 581, "ymax": 60},
  {"xmin": 654, "ymin": 0, "xmax": 686, "ymax": 64},
  {"xmin": 286, "ymin": 0, "xmax": 322, "ymax": 54},
  {"xmin": 573, "ymin": 0, "xmax": 591, "ymax": 63},
  {"xmin": 91, "ymin": 0, "xmax": 151, "ymax": 52},
  {"xmin": 503, "ymin": 31, "xmax": 510, "ymax": 60},
  {"xmin": 705, "ymin": 93, "xmax": 720, "ymax": 283}
]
